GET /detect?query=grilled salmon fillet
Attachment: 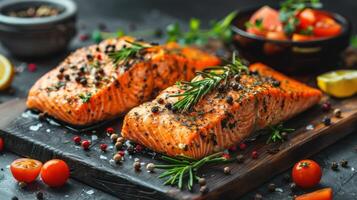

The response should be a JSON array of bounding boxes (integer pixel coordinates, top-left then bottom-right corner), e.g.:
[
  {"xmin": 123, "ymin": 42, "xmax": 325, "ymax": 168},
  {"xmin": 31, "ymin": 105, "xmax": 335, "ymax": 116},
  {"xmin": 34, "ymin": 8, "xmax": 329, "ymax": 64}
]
[
  {"xmin": 122, "ymin": 63, "xmax": 322, "ymax": 159},
  {"xmin": 26, "ymin": 37, "xmax": 220, "ymax": 126}
]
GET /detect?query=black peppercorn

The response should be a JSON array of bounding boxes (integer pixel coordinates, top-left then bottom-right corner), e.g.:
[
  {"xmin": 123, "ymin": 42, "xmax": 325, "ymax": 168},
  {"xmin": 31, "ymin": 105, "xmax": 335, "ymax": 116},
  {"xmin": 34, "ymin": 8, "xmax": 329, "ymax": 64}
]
[
  {"xmin": 340, "ymin": 160, "xmax": 348, "ymax": 168},
  {"xmin": 217, "ymin": 84, "xmax": 226, "ymax": 93},
  {"xmin": 157, "ymin": 98, "xmax": 164, "ymax": 104},
  {"xmin": 226, "ymin": 96, "xmax": 233, "ymax": 105},
  {"xmin": 86, "ymin": 54, "xmax": 93, "ymax": 60},
  {"xmin": 151, "ymin": 106, "xmax": 159, "ymax": 113},
  {"xmin": 331, "ymin": 162, "xmax": 338, "ymax": 171},
  {"xmin": 150, "ymin": 42, "xmax": 159, "ymax": 46},
  {"xmin": 322, "ymin": 116, "xmax": 331, "ymax": 126},
  {"xmin": 234, "ymin": 74, "xmax": 241, "ymax": 82},
  {"xmin": 127, "ymin": 145, "xmax": 135, "ymax": 155},
  {"xmin": 231, "ymin": 82, "xmax": 243, "ymax": 91},
  {"xmin": 36, "ymin": 191, "xmax": 44, "ymax": 200},
  {"xmin": 57, "ymin": 74, "xmax": 63, "ymax": 80},
  {"xmin": 64, "ymin": 74, "xmax": 70, "ymax": 81},
  {"xmin": 250, "ymin": 70, "xmax": 259, "ymax": 76},
  {"xmin": 283, "ymin": 174, "xmax": 290, "ymax": 183},
  {"xmin": 80, "ymin": 66, "xmax": 86, "ymax": 73},
  {"xmin": 12, "ymin": 197, "xmax": 19, "ymax": 200},
  {"xmin": 268, "ymin": 183, "xmax": 276, "ymax": 192},
  {"xmin": 75, "ymin": 76, "xmax": 81, "ymax": 82},
  {"xmin": 133, "ymin": 161, "xmax": 141, "ymax": 171},
  {"xmin": 165, "ymin": 103, "xmax": 172, "ymax": 110},
  {"xmin": 80, "ymin": 78, "xmax": 87, "ymax": 85},
  {"xmin": 59, "ymin": 67, "xmax": 65, "ymax": 73},
  {"xmin": 95, "ymin": 74, "xmax": 101, "ymax": 80}
]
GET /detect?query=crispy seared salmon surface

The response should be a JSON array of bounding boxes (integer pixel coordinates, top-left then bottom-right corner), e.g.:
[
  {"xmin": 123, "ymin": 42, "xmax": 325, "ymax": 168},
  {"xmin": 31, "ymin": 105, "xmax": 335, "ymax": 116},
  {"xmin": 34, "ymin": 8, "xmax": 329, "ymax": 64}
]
[
  {"xmin": 122, "ymin": 63, "xmax": 322, "ymax": 159},
  {"xmin": 27, "ymin": 37, "xmax": 220, "ymax": 126}
]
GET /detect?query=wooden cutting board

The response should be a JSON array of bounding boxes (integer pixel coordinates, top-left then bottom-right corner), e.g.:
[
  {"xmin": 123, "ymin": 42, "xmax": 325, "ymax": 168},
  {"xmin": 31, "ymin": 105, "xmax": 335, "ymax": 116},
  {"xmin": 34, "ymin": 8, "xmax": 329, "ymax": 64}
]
[{"xmin": 0, "ymin": 96, "xmax": 357, "ymax": 200}]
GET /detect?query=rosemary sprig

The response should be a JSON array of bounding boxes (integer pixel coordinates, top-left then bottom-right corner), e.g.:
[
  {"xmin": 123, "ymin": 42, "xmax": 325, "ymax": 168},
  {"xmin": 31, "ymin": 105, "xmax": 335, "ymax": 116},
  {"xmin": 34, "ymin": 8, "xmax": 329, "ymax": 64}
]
[
  {"xmin": 170, "ymin": 54, "xmax": 248, "ymax": 113},
  {"xmin": 267, "ymin": 123, "xmax": 295, "ymax": 144},
  {"xmin": 155, "ymin": 152, "xmax": 229, "ymax": 190},
  {"xmin": 166, "ymin": 11, "xmax": 237, "ymax": 45},
  {"xmin": 279, "ymin": 0, "xmax": 322, "ymax": 35},
  {"xmin": 108, "ymin": 40, "xmax": 151, "ymax": 64}
]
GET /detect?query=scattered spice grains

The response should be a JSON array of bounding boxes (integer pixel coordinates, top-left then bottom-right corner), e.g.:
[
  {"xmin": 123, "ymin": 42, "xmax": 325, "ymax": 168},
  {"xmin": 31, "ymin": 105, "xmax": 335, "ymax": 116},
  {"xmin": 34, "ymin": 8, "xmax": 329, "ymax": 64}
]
[
  {"xmin": 36, "ymin": 191, "xmax": 44, "ymax": 200},
  {"xmin": 340, "ymin": 160, "xmax": 348, "ymax": 168},
  {"xmin": 268, "ymin": 183, "xmax": 276, "ymax": 192},
  {"xmin": 18, "ymin": 182, "xmax": 27, "ymax": 189},
  {"xmin": 99, "ymin": 143, "xmax": 108, "ymax": 152},
  {"xmin": 223, "ymin": 166, "xmax": 231, "ymax": 174},
  {"xmin": 28, "ymin": 63, "xmax": 37, "ymax": 72},
  {"xmin": 81, "ymin": 140, "xmax": 91, "ymax": 150},
  {"xmin": 322, "ymin": 116, "xmax": 331, "ymax": 126},
  {"xmin": 110, "ymin": 134, "xmax": 119, "ymax": 143},
  {"xmin": 289, "ymin": 183, "xmax": 297, "ymax": 192},
  {"xmin": 146, "ymin": 163, "xmax": 155, "ymax": 172},
  {"xmin": 333, "ymin": 109, "xmax": 342, "ymax": 118},
  {"xmin": 73, "ymin": 136, "xmax": 81, "ymax": 145},
  {"xmin": 236, "ymin": 154, "xmax": 244, "ymax": 163},
  {"xmin": 133, "ymin": 161, "xmax": 141, "ymax": 171},
  {"xmin": 251, "ymin": 150, "xmax": 258, "ymax": 159},
  {"xmin": 321, "ymin": 102, "xmax": 331, "ymax": 112},
  {"xmin": 331, "ymin": 162, "xmax": 339, "ymax": 171},
  {"xmin": 113, "ymin": 154, "xmax": 122, "ymax": 163},
  {"xmin": 200, "ymin": 185, "xmax": 209, "ymax": 194},
  {"xmin": 115, "ymin": 142, "xmax": 123, "ymax": 150},
  {"xmin": 198, "ymin": 178, "xmax": 206, "ymax": 186},
  {"xmin": 11, "ymin": 196, "xmax": 19, "ymax": 200}
]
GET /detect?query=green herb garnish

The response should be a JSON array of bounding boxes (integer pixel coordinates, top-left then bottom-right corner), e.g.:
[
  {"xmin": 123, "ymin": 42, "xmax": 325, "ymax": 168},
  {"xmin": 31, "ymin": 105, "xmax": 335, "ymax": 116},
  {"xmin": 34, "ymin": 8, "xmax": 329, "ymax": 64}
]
[
  {"xmin": 279, "ymin": 0, "xmax": 322, "ymax": 35},
  {"xmin": 299, "ymin": 26, "xmax": 314, "ymax": 35},
  {"xmin": 170, "ymin": 54, "xmax": 248, "ymax": 113},
  {"xmin": 267, "ymin": 123, "xmax": 295, "ymax": 143},
  {"xmin": 351, "ymin": 35, "xmax": 357, "ymax": 49},
  {"xmin": 155, "ymin": 152, "xmax": 229, "ymax": 190},
  {"xmin": 245, "ymin": 18, "xmax": 264, "ymax": 30},
  {"xmin": 166, "ymin": 11, "xmax": 237, "ymax": 45},
  {"xmin": 78, "ymin": 92, "xmax": 92, "ymax": 103},
  {"xmin": 109, "ymin": 40, "xmax": 151, "ymax": 64}
]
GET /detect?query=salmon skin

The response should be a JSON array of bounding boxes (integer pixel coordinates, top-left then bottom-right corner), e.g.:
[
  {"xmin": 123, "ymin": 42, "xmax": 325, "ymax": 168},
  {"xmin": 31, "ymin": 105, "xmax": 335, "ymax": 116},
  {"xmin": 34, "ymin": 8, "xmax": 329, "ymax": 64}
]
[
  {"xmin": 122, "ymin": 63, "xmax": 322, "ymax": 159},
  {"xmin": 26, "ymin": 37, "xmax": 220, "ymax": 126}
]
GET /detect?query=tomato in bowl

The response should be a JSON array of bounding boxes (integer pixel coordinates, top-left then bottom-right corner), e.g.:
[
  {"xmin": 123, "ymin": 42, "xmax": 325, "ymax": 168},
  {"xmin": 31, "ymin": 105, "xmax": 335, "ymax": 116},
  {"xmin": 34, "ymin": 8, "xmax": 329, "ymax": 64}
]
[{"xmin": 231, "ymin": 6, "xmax": 351, "ymax": 74}]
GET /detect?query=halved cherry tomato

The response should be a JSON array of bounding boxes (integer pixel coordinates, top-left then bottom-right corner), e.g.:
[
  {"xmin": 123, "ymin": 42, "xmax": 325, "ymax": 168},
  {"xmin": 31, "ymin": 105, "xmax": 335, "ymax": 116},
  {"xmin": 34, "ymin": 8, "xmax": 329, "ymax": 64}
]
[
  {"xmin": 313, "ymin": 14, "xmax": 342, "ymax": 37},
  {"xmin": 10, "ymin": 158, "xmax": 43, "ymax": 183},
  {"xmin": 0, "ymin": 137, "xmax": 3, "ymax": 152},
  {"xmin": 295, "ymin": 188, "xmax": 333, "ymax": 200},
  {"xmin": 292, "ymin": 34, "xmax": 315, "ymax": 41},
  {"xmin": 298, "ymin": 9, "xmax": 317, "ymax": 29},
  {"xmin": 292, "ymin": 159, "xmax": 322, "ymax": 188},
  {"xmin": 41, "ymin": 159, "xmax": 69, "ymax": 187}
]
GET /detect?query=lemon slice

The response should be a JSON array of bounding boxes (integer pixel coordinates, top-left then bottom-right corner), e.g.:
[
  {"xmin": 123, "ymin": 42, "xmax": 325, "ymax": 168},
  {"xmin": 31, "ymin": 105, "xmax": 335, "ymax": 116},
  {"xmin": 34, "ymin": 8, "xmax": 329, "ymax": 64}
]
[
  {"xmin": 317, "ymin": 70, "xmax": 357, "ymax": 98},
  {"xmin": 0, "ymin": 54, "xmax": 14, "ymax": 91}
]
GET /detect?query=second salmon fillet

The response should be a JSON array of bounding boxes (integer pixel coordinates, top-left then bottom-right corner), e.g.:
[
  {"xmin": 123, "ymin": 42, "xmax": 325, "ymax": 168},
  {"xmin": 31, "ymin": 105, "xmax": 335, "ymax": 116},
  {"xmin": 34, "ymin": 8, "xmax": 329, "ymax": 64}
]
[{"xmin": 122, "ymin": 63, "xmax": 322, "ymax": 159}]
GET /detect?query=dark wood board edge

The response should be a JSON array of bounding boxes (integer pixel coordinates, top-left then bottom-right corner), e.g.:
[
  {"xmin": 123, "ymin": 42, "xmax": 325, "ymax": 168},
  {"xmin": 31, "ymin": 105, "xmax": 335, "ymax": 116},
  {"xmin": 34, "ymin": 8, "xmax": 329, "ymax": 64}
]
[
  {"xmin": 0, "ymin": 98, "xmax": 26, "ymax": 129},
  {"xmin": 202, "ymin": 108, "xmax": 357, "ymax": 199}
]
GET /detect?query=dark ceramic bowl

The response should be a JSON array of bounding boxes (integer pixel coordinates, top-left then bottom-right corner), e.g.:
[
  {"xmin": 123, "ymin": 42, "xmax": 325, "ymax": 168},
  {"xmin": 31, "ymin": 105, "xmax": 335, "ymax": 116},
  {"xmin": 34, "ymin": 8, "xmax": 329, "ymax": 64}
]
[
  {"xmin": 0, "ymin": 0, "xmax": 77, "ymax": 58},
  {"xmin": 231, "ymin": 6, "xmax": 352, "ymax": 74}
]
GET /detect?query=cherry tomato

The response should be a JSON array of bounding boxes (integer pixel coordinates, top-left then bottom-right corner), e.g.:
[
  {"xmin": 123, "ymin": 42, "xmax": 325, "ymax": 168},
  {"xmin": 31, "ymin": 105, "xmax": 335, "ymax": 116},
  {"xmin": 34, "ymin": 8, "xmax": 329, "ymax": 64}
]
[
  {"xmin": 298, "ymin": 9, "xmax": 317, "ymax": 29},
  {"xmin": 313, "ymin": 13, "xmax": 341, "ymax": 37},
  {"xmin": 292, "ymin": 34, "xmax": 315, "ymax": 42},
  {"xmin": 0, "ymin": 137, "xmax": 3, "ymax": 152},
  {"xmin": 292, "ymin": 159, "xmax": 322, "ymax": 188},
  {"xmin": 247, "ymin": 6, "xmax": 283, "ymax": 36},
  {"xmin": 41, "ymin": 159, "xmax": 69, "ymax": 187},
  {"xmin": 10, "ymin": 158, "xmax": 43, "ymax": 183}
]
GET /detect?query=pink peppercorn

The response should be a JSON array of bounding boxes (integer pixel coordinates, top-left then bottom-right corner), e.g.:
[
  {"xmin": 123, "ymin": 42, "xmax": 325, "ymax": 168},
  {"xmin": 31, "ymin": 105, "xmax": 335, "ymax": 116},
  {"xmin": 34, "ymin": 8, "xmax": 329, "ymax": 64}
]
[
  {"xmin": 100, "ymin": 143, "xmax": 108, "ymax": 151},
  {"xmin": 27, "ymin": 63, "xmax": 37, "ymax": 72},
  {"xmin": 73, "ymin": 136, "xmax": 81, "ymax": 145},
  {"xmin": 251, "ymin": 150, "xmax": 258, "ymax": 159},
  {"xmin": 239, "ymin": 143, "xmax": 247, "ymax": 150}
]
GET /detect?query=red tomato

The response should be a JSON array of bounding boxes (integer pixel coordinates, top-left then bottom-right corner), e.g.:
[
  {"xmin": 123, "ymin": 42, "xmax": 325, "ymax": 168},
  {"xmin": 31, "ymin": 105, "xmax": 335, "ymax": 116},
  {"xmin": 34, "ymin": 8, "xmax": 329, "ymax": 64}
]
[
  {"xmin": 298, "ymin": 9, "xmax": 317, "ymax": 29},
  {"xmin": 247, "ymin": 6, "xmax": 283, "ymax": 36},
  {"xmin": 295, "ymin": 188, "xmax": 333, "ymax": 200},
  {"xmin": 0, "ymin": 137, "xmax": 3, "ymax": 152},
  {"xmin": 41, "ymin": 159, "xmax": 69, "ymax": 187},
  {"xmin": 292, "ymin": 160, "xmax": 322, "ymax": 188},
  {"xmin": 10, "ymin": 158, "xmax": 43, "ymax": 183},
  {"xmin": 313, "ymin": 13, "xmax": 342, "ymax": 37},
  {"xmin": 292, "ymin": 34, "xmax": 315, "ymax": 42}
]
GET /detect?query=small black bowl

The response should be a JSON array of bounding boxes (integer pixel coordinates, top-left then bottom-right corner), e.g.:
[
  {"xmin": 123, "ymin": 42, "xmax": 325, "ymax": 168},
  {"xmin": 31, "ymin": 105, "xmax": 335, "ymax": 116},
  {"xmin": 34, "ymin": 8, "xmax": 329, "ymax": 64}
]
[
  {"xmin": 231, "ymin": 6, "xmax": 352, "ymax": 74},
  {"xmin": 0, "ymin": 0, "xmax": 77, "ymax": 58}
]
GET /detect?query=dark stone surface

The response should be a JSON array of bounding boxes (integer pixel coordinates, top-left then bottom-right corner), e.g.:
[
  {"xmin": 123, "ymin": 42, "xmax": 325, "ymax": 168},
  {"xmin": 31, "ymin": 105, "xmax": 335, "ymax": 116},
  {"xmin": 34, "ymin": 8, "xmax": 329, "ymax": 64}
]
[{"xmin": 0, "ymin": 0, "xmax": 356, "ymax": 199}]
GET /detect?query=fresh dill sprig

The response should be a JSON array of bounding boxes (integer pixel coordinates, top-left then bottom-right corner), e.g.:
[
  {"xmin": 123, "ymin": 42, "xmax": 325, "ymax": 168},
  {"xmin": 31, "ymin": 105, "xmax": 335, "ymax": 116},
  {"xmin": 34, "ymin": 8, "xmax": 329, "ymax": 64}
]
[
  {"xmin": 155, "ymin": 152, "xmax": 229, "ymax": 190},
  {"xmin": 170, "ymin": 54, "xmax": 248, "ymax": 113},
  {"xmin": 108, "ymin": 40, "xmax": 151, "ymax": 64},
  {"xmin": 267, "ymin": 123, "xmax": 295, "ymax": 144},
  {"xmin": 279, "ymin": 0, "xmax": 322, "ymax": 35}
]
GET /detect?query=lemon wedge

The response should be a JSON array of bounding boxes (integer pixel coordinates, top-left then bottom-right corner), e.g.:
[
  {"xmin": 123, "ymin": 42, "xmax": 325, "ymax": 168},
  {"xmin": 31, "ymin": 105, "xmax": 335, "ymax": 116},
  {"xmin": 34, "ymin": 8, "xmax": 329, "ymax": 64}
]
[
  {"xmin": 0, "ymin": 54, "xmax": 14, "ymax": 91},
  {"xmin": 317, "ymin": 70, "xmax": 357, "ymax": 98}
]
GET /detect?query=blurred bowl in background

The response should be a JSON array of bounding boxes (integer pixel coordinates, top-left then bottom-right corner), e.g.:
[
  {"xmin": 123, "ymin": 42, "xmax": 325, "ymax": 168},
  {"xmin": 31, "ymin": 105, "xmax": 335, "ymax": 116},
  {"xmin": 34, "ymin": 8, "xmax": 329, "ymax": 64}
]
[
  {"xmin": 231, "ymin": 6, "xmax": 352, "ymax": 74},
  {"xmin": 0, "ymin": 0, "xmax": 77, "ymax": 58}
]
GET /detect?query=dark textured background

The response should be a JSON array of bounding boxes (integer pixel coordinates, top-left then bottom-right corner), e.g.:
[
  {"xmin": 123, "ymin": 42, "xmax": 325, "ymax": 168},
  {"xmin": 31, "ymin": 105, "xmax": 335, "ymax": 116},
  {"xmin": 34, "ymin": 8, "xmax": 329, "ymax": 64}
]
[{"xmin": 0, "ymin": 0, "xmax": 356, "ymax": 199}]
